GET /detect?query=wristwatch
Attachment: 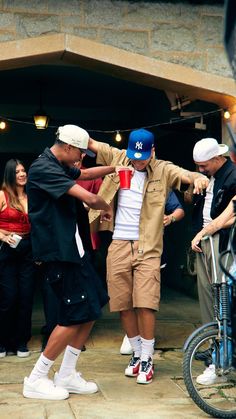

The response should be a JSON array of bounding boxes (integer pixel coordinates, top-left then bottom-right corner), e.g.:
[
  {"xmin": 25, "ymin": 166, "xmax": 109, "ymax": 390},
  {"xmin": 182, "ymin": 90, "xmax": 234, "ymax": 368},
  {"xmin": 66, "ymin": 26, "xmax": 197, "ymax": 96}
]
[{"xmin": 171, "ymin": 215, "xmax": 176, "ymax": 223}]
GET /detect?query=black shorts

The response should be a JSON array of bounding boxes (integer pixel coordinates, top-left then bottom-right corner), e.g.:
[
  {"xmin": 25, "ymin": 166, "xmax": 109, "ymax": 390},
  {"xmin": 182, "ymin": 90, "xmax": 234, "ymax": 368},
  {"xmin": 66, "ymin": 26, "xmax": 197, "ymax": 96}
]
[{"xmin": 43, "ymin": 253, "xmax": 109, "ymax": 326}]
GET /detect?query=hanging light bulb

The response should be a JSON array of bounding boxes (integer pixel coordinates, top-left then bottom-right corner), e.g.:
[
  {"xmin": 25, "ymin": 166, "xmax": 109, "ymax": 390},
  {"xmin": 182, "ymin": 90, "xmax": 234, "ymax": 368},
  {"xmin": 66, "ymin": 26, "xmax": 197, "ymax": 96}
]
[
  {"xmin": 115, "ymin": 130, "xmax": 122, "ymax": 142},
  {"xmin": 34, "ymin": 113, "xmax": 49, "ymax": 129},
  {"xmin": 33, "ymin": 83, "xmax": 50, "ymax": 129},
  {"xmin": 0, "ymin": 121, "xmax": 6, "ymax": 130},
  {"xmin": 224, "ymin": 110, "xmax": 231, "ymax": 120}
]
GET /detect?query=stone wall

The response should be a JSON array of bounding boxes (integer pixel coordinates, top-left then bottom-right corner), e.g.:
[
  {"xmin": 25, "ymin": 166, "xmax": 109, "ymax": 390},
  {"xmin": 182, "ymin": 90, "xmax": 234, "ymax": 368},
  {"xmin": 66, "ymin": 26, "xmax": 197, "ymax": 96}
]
[{"xmin": 0, "ymin": 0, "xmax": 232, "ymax": 79}]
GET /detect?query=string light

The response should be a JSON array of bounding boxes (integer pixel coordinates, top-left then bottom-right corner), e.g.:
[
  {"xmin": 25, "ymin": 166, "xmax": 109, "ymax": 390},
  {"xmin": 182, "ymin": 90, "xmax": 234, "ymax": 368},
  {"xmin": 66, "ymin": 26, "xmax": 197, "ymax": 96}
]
[
  {"xmin": 0, "ymin": 121, "xmax": 6, "ymax": 130},
  {"xmin": 115, "ymin": 130, "xmax": 122, "ymax": 142},
  {"xmin": 0, "ymin": 108, "xmax": 225, "ymax": 135},
  {"xmin": 224, "ymin": 110, "xmax": 231, "ymax": 120},
  {"xmin": 88, "ymin": 108, "xmax": 224, "ymax": 135},
  {"xmin": 33, "ymin": 83, "xmax": 50, "ymax": 129}
]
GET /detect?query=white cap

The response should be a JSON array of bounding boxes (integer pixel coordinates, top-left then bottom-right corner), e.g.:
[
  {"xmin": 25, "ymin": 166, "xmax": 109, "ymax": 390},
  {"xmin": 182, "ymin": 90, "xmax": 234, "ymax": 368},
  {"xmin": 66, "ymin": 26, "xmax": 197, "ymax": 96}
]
[
  {"xmin": 57, "ymin": 124, "xmax": 95, "ymax": 157},
  {"xmin": 193, "ymin": 138, "xmax": 229, "ymax": 162}
]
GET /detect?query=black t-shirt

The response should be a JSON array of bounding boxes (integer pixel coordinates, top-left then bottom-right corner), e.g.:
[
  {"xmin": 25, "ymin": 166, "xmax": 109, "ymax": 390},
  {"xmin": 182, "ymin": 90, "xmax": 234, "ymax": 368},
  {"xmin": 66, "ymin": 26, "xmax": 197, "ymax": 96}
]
[{"xmin": 27, "ymin": 147, "xmax": 83, "ymax": 263}]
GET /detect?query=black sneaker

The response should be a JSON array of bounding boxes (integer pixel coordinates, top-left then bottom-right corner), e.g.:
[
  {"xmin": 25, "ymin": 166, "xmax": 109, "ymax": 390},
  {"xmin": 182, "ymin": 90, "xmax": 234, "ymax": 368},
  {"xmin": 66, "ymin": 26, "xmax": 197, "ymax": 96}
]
[
  {"xmin": 6, "ymin": 348, "xmax": 17, "ymax": 356},
  {"xmin": 0, "ymin": 345, "xmax": 6, "ymax": 358},
  {"xmin": 17, "ymin": 345, "xmax": 30, "ymax": 358}
]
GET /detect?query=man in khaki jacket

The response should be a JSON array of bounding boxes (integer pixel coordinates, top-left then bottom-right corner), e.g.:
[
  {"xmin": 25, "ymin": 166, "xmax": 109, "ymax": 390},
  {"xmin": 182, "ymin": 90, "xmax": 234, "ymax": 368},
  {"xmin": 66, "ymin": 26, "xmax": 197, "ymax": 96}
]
[{"xmin": 89, "ymin": 128, "xmax": 208, "ymax": 385}]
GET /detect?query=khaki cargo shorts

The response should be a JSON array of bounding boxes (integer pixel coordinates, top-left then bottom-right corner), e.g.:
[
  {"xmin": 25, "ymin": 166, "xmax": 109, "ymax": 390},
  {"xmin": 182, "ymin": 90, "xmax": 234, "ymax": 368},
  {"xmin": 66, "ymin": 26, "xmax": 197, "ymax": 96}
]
[{"xmin": 106, "ymin": 240, "xmax": 161, "ymax": 312}]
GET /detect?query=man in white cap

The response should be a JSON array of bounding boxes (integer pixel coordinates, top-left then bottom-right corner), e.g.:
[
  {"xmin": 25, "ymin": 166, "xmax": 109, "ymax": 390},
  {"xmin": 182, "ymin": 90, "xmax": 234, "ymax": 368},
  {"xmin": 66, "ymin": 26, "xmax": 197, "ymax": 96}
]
[
  {"xmin": 190, "ymin": 137, "xmax": 236, "ymax": 385},
  {"xmin": 23, "ymin": 124, "xmax": 120, "ymax": 400}
]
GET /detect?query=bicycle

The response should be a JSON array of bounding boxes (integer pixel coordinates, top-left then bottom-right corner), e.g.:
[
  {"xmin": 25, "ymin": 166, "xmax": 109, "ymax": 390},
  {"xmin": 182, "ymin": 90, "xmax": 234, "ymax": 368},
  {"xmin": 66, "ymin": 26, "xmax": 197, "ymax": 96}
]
[{"xmin": 182, "ymin": 231, "xmax": 236, "ymax": 418}]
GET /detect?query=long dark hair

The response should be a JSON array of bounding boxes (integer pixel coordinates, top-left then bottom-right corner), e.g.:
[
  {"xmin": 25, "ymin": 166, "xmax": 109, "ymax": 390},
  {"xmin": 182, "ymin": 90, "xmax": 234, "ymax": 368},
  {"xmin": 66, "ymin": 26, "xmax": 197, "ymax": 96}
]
[{"xmin": 2, "ymin": 159, "xmax": 26, "ymax": 212}]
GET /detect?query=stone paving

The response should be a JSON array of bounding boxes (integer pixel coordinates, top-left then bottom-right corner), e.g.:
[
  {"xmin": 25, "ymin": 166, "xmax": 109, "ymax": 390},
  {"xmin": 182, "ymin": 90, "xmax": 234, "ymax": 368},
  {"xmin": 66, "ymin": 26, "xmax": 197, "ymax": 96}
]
[{"xmin": 0, "ymin": 288, "xmax": 209, "ymax": 418}]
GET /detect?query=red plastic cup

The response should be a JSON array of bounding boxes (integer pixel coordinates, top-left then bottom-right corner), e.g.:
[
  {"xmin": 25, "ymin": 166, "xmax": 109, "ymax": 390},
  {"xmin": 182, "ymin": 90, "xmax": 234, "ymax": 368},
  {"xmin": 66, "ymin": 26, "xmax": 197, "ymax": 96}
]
[{"xmin": 118, "ymin": 167, "xmax": 132, "ymax": 189}]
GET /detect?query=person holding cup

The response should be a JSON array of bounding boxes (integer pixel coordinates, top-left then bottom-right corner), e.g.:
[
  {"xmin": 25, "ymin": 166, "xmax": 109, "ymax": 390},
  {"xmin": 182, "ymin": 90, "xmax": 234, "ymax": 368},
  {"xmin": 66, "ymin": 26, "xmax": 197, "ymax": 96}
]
[
  {"xmin": 0, "ymin": 159, "xmax": 36, "ymax": 358},
  {"xmin": 88, "ymin": 128, "xmax": 209, "ymax": 385}
]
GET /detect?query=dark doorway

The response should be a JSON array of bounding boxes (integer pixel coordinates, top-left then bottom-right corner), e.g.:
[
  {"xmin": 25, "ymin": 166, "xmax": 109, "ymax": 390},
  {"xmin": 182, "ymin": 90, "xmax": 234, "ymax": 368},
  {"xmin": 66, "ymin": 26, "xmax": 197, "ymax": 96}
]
[{"xmin": 0, "ymin": 64, "xmax": 222, "ymax": 297}]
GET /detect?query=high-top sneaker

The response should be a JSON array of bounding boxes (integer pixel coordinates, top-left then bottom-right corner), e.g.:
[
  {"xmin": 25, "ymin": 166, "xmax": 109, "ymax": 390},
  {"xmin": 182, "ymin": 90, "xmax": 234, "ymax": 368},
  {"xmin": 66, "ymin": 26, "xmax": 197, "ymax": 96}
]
[
  {"xmin": 136, "ymin": 357, "xmax": 154, "ymax": 384},
  {"xmin": 125, "ymin": 354, "xmax": 141, "ymax": 377}
]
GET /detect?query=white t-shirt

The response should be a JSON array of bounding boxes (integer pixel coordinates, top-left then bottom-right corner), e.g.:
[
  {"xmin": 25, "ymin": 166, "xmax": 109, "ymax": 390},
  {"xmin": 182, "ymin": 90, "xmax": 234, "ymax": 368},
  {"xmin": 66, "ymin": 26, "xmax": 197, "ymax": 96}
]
[
  {"xmin": 75, "ymin": 224, "xmax": 85, "ymax": 257},
  {"xmin": 203, "ymin": 176, "xmax": 215, "ymax": 227},
  {"xmin": 112, "ymin": 170, "xmax": 147, "ymax": 240}
]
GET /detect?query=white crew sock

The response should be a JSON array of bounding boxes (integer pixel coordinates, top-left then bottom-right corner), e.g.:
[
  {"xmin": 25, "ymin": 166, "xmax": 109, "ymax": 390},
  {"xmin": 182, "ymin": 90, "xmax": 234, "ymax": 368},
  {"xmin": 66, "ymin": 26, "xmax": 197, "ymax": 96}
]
[
  {"xmin": 140, "ymin": 337, "xmax": 155, "ymax": 362},
  {"xmin": 128, "ymin": 335, "xmax": 141, "ymax": 358},
  {"xmin": 27, "ymin": 353, "xmax": 54, "ymax": 383},
  {"xmin": 58, "ymin": 345, "xmax": 81, "ymax": 378}
]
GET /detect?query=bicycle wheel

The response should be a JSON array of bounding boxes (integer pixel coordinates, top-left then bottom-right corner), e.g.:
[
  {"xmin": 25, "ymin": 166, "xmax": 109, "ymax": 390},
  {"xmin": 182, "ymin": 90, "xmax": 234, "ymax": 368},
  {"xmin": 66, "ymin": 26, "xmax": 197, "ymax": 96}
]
[
  {"xmin": 183, "ymin": 329, "xmax": 236, "ymax": 418},
  {"xmin": 183, "ymin": 322, "xmax": 218, "ymax": 353}
]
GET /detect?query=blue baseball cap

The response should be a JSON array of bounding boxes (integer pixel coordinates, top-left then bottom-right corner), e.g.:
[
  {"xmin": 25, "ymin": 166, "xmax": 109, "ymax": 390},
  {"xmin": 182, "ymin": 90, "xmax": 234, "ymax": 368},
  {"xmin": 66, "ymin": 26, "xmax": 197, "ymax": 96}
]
[{"xmin": 126, "ymin": 128, "xmax": 155, "ymax": 160}]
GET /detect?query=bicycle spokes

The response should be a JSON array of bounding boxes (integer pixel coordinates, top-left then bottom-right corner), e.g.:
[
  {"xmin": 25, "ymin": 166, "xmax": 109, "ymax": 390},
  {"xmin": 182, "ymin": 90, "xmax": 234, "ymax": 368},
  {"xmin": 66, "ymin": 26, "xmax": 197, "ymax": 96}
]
[{"xmin": 183, "ymin": 329, "xmax": 236, "ymax": 418}]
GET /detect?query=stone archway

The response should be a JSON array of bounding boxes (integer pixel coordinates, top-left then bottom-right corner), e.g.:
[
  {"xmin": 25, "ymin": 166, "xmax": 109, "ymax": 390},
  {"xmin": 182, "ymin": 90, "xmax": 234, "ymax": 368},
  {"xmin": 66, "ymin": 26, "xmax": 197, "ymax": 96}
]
[{"xmin": 1, "ymin": 33, "xmax": 236, "ymax": 110}]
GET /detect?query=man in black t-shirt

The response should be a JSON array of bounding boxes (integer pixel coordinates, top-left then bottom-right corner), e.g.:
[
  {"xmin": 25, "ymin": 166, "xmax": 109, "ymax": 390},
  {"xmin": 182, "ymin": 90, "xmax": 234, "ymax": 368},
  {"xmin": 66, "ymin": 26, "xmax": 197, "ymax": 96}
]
[
  {"xmin": 191, "ymin": 138, "xmax": 236, "ymax": 326},
  {"xmin": 23, "ymin": 124, "xmax": 118, "ymax": 401},
  {"xmin": 191, "ymin": 138, "xmax": 236, "ymax": 386}
]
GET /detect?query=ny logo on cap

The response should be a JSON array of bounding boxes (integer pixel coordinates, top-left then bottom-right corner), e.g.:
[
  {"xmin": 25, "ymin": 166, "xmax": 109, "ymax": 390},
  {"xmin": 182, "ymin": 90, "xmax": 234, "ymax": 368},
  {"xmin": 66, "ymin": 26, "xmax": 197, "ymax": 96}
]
[{"xmin": 135, "ymin": 141, "xmax": 143, "ymax": 150}]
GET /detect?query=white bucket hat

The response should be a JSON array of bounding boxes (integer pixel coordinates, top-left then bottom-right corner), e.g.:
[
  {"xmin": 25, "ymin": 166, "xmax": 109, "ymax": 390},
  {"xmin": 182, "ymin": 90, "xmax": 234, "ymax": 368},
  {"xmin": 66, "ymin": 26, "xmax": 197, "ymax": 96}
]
[
  {"xmin": 57, "ymin": 124, "xmax": 95, "ymax": 157},
  {"xmin": 193, "ymin": 138, "xmax": 229, "ymax": 162}
]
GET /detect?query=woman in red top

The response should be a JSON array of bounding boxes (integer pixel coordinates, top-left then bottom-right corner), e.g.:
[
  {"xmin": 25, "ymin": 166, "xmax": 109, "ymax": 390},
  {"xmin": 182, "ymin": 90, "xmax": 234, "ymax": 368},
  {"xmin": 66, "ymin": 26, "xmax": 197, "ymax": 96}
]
[{"xmin": 0, "ymin": 159, "xmax": 36, "ymax": 358}]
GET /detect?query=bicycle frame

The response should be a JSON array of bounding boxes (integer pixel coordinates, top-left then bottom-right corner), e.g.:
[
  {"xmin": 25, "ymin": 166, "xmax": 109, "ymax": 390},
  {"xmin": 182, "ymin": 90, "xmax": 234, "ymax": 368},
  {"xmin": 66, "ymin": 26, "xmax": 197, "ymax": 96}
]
[
  {"xmin": 182, "ymin": 227, "xmax": 236, "ymax": 418},
  {"xmin": 183, "ymin": 235, "xmax": 233, "ymax": 372}
]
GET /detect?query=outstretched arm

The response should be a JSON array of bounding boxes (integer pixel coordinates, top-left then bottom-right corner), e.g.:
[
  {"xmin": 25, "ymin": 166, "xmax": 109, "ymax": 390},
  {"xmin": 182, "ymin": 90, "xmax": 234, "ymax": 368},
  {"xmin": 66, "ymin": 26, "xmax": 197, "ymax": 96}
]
[
  {"xmin": 67, "ymin": 184, "xmax": 112, "ymax": 222},
  {"xmin": 88, "ymin": 137, "xmax": 99, "ymax": 155},
  {"xmin": 181, "ymin": 170, "xmax": 209, "ymax": 194},
  {"xmin": 191, "ymin": 198, "xmax": 236, "ymax": 252},
  {"xmin": 79, "ymin": 166, "xmax": 116, "ymax": 180}
]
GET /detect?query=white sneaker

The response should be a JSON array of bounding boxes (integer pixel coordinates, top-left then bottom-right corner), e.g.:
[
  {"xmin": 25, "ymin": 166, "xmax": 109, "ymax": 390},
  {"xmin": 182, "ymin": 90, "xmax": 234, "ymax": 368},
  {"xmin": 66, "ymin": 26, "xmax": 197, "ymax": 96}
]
[
  {"xmin": 0, "ymin": 349, "xmax": 6, "ymax": 358},
  {"xmin": 17, "ymin": 349, "xmax": 30, "ymax": 358},
  {"xmin": 196, "ymin": 364, "xmax": 228, "ymax": 385},
  {"xmin": 54, "ymin": 371, "xmax": 98, "ymax": 394},
  {"xmin": 23, "ymin": 376, "xmax": 69, "ymax": 400},
  {"xmin": 120, "ymin": 335, "xmax": 133, "ymax": 355}
]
